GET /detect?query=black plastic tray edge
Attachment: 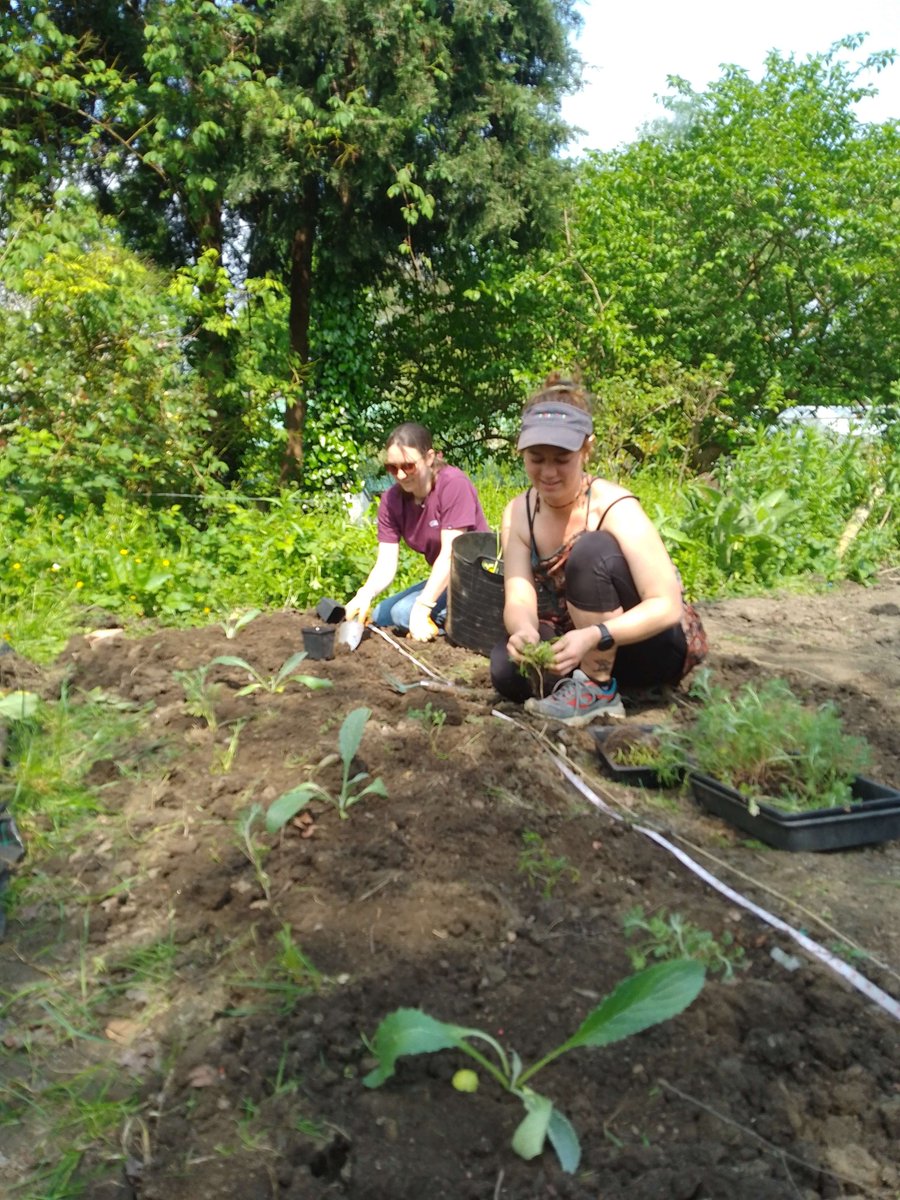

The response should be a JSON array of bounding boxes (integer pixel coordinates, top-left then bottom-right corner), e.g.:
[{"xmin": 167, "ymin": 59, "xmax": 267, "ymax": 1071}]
[{"xmin": 689, "ymin": 772, "xmax": 900, "ymax": 852}]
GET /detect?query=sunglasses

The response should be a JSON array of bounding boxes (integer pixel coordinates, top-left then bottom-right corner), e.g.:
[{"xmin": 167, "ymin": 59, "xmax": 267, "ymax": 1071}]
[{"xmin": 385, "ymin": 460, "xmax": 421, "ymax": 477}]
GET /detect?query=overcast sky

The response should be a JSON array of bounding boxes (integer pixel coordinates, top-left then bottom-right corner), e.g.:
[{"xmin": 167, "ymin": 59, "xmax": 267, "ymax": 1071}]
[{"xmin": 560, "ymin": 0, "xmax": 900, "ymax": 152}]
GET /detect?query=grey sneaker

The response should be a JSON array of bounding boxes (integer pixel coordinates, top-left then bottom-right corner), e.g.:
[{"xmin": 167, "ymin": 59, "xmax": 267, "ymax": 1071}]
[{"xmin": 524, "ymin": 670, "xmax": 625, "ymax": 727}]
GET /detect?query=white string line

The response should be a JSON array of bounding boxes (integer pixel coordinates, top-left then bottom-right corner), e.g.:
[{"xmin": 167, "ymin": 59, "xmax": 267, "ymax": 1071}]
[
  {"xmin": 492, "ymin": 710, "xmax": 900, "ymax": 1024},
  {"xmin": 368, "ymin": 625, "xmax": 452, "ymax": 683}
]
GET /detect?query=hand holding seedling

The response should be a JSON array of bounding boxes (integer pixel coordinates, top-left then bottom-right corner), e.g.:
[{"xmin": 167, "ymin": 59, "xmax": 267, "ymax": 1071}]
[{"xmin": 546, "ymin": 627, "xmax": 601, "ymax": 677}]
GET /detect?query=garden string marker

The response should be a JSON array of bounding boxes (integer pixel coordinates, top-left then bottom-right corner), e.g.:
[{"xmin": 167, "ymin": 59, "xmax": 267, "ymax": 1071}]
[{"xmin": 368, "ymin": 626, "xmax": 452, "ymax": 683}]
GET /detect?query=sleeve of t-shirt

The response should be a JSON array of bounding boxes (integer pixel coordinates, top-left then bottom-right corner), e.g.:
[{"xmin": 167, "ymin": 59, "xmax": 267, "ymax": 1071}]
[
  {"xmin": 436, "ymin": 468, "xmax": 482, "ymax": 531},
  {"xmin": 376, "ymin": 488, "xmax": 402, "ymax": 544}
]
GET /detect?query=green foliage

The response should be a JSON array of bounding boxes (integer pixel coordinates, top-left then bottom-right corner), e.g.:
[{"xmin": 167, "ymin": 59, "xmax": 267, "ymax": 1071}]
[
  {"xmin": 363, "ymin": 960, "xmax": 705, "ymax": 1172},
  {"xmin": 682, "ymin": 672, "xmax": 872, "ymax": 812},
  {"xmin": 173, "ymin": 664, "xmax": 224, "ymax": 731},
  {"xmin": 266, "ymin": 706, "xmax": 387, "ymax": 825},
  {"xmin": 623, "ymin": 905, "xmax": 747, "ymax": 979},
  {"xmin": 210, "ymin": 651, "xmax": 333, "ymax": 696},
  {"xmin": 517, "ymin": 831, "xmax": 579, "ymax": 899}
]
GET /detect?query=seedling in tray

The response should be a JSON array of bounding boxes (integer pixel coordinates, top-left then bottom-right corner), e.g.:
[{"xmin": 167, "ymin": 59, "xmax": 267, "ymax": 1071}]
[{"xmin": 363, "ymin": 959, "xmax": 704, "ymax": 1173}]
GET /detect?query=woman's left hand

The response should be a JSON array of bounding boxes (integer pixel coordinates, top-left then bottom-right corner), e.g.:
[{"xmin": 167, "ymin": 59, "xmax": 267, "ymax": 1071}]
[
  {"xmin": 408, "ymin": 601, "xmax": 439, "ymax": 642},
  {"xmin": 550, "ymin": 627, "xmax": 599, "ymax": 676}
]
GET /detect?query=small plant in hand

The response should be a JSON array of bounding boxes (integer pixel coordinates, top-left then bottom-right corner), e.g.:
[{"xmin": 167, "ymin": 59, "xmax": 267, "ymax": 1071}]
[
  {"xmin": 683, "ymin": 674, "xmax": 871, "ymax": 813},
  {"xmin": 623, "ymin": 905, "xmax": 746, "ymax": 980},
  {"xmin": 266, "ymin": 706, "xmax": 388, "ymax": 827},
  {"xmin": 211, "ymin": 651, "xmax": 334, "ymax": 696},
  {"xmin": 517, "ymin": 639, "xmax": 558, "ymax": 694},
  {"xmin": 517, "ymin": 830, "xmax": 579, "ymax": 898},
  {"xmin": 363, "ymin": 959, "xmax": 705, "ymax": 1173}
]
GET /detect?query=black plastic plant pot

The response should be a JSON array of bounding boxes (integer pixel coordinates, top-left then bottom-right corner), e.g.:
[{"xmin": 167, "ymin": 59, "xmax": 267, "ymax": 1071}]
[
  {"xmin": 445, "ymin": 531, "xmax": 506, "ymax": 657},
  {"xmin": 315, "ymin": 597, "xmax": 346, "ymax": 625},
  {"xmin": 590, "ymin": 727, "xmax": 685, "ymax": 790},
  {"xmin": 690, "ymin": 771, "xmax": 900, "ymax": 852},
  {"xmin": 301, "ymin": 625, "xmax": 336, "ymax": 661}
]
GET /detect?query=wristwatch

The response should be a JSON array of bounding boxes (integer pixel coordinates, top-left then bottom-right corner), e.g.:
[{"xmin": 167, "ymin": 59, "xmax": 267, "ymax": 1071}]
[{"xmin": 595, "ymin": 623, "xmax": 615, "ymax": 651}]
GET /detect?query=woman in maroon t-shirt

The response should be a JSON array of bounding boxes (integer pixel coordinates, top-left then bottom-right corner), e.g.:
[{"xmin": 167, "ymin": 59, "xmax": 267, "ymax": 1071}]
[{"xmin": 344, "ymin": 423, "xmax": 490, "ymax": 642}]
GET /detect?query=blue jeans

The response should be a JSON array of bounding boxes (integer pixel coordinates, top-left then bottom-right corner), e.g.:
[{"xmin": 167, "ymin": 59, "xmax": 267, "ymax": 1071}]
[{"xmin": 370, "ymin": 582, "xmax": 448, "ymax": 631}]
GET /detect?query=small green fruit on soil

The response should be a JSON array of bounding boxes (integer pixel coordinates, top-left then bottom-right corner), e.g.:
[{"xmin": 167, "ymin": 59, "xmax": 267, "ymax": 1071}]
[{"xmin": 452, "ymin": 1069, "xmax": 479, "ymax": 1093}]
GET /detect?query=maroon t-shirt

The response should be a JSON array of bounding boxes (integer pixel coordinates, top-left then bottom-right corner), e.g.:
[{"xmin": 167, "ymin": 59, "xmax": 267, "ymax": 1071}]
[{"xmin": 376, "ymin": 466, "xmax": 490, "ymax": 565}]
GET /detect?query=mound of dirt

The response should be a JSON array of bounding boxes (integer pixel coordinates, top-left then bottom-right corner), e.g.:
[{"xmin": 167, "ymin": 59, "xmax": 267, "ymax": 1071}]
[{"xmin": 2, "ymin": 578, "xmax": 899, "ymax": 1199}]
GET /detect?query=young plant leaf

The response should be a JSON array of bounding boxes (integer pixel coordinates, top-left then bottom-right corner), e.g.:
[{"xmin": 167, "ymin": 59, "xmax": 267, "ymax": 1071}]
[
  {"xmin": 265, "ymin": 785, "xmax": 323, "ymax": 833},
  {"xmin": 362, "ymin": 1009, "xmax": 475, "ymax": 1088},
  {"xmin": 210, "ymin": 655, "xmax": 256, "ymax": 673},
  {"xmin": 293, "ymin": 675, "xmax": 333, "ymax": 691},
  {"xmin": 563, "ymin": 960, "xmax": 704, "ymax": 1053},
  {"xmin": 0, "ymin": 691, "xmax": 40, "ymax": 720},
  {"xmin": 275, "ymin": 650, "xmax": 311, "ymax": 685},
  {"xmin": 546, "ymin": 1104, "xmax": 581, "ymax": 1173},
  {"xmin": 339, "ymin": 706, "xmax": 371, "ymax": 767},
  {"xmin": 511, "ymin": 1091, "xmax": 553, "ymax": 1161}
]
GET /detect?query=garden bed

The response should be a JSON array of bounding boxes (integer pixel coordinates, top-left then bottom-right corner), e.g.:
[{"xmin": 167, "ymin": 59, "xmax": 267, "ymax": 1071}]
[{"xmin": 1, "ymin": 580, "xmax": 900, "ymax": 1199}]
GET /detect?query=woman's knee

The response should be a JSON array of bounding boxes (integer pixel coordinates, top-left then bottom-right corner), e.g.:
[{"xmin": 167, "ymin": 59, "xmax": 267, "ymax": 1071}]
[
  {"xmin": 490, "ymin": 641, "xmax": 533, "ymax": 703},
  {"xmin": 566, "ymin": 531, "xmax": 637, "ymax": 612}
]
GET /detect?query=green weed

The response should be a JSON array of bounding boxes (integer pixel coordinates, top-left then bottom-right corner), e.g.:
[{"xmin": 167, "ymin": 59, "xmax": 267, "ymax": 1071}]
[
  {"xmin": 623, "ymin": 905, "xmax": 746, "ymax": 979},
  {"xmin": 173, "ymin": 662, "xmax": 223, "ymax": 730},
  {"xmin": 517, "ymin": 831, "xmax": 579, "ymax": 899}
]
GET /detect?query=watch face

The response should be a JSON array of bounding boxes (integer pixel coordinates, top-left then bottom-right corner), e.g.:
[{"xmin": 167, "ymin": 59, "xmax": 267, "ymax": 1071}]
[{"xmin": 598, "ymin": 624, "xmax": 614, "ymax": 650}]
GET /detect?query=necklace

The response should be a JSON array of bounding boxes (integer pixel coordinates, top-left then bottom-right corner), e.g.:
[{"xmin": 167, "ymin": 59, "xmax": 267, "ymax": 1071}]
[{"xmin": 541, "ymin": 474, "xmax": 589, "ymax": 511}]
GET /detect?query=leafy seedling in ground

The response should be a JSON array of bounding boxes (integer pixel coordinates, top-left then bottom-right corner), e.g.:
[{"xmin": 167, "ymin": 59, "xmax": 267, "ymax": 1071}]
[
  {"xmin": 173, "ymin": 662, "xmax": 223, "ymax": 730},
  {"xmin": 219, "ymin": 607, "xmax": 262, "ymax": 639},
  {"xmin": 517, "ymin": 830, "xmax": 579, "ymax": 898},
  {"xmin": 363, "ymin": 959, "xmax": 705, "ymax": 1173},
  {"xmin": 211, "ymin": 651, "xmax": 334, "ymax": 696},
  {"xmin": 266, "ymin": 707, "xmax": 388, "ymax": 827},
  {"xmin": 623, "ymin": 905, "xmax": 746, "ymax": 979}
]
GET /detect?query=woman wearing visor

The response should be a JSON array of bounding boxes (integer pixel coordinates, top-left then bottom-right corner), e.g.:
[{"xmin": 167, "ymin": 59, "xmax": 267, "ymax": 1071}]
[
  {"xmin": 492, "ymin": 374, "xmax": 703, "ymax": 725},
  {"xmin": 344, "ymin": 422, "xmax": 490, "ymax": 642}
]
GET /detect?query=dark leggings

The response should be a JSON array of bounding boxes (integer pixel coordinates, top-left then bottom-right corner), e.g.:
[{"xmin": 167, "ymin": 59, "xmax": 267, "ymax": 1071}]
[{"xmin": 490, "ymin": 530, "xmax": 687, "ymax": 702}]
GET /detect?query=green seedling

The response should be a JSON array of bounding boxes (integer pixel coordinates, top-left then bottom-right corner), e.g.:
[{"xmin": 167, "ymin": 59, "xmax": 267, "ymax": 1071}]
[
  {"xmin": 623, "ymin": 905, "xmax": 746, "ymax": 979},
  {"xmin": 681, "ymin": 674, "xmax": 871, "ymax": 812},
  {"xmin": 236, "ymin": 803, "xmax": 271, "ymax": 901},
  {"xmin": 517, "ymin": 640, "xmax": 558, "ymax": 693},
  {"xmin": 211, "ymin": 651, "xmax": 333, "ymax": 696},
  {"xmin": 517, "ymin": 830, "xmax": 579, "ymax": 898},
  {"xmin": 266, "ymin": 707, "xmax": 388, "ymax": 827},
  {"xmin": 227, "ymin": 924, "xmax": 322, "ymax": 1016},
  {"xmin": 407, "ymin": 701, "xmax": 448, "ymax": 755},
  {"xmin": 219, "ymin": 607, "xmax": 262, "ymax": 639},
  {"xmin": 212, "ymin": 719, "xmax": 247, "ymax": 775},
  {"xmin": 363, "ymin": 959, "xmax": 705, "ymax": 1173},
  {"xmin": 173, "ymin": 662, "xmax": 223, "ymax": 730}
]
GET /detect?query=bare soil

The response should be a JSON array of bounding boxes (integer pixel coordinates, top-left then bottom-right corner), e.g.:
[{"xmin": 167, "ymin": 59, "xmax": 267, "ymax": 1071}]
[{"xmin": 2, "ymin": 577, "xmax": 900, "ymax": 1200}]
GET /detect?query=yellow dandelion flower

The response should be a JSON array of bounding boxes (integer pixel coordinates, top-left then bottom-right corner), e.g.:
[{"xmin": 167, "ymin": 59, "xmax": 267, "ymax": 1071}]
[
  {"xmin": 119, "ymin": 548, "xmax": 129, "ymax": 556},
  {"xmin": 75, "ymin": 581, "xmax": 84, "ymax": 589},
  {"xmin": 134, "ymin": 557, "xmax": 142, "ymax": 564},
  {"xmin": 203, "ymin": 606, "xmax": 211, "ymax": 614},
  {"xmin": 162, "ymin": 559, "xmax": 171, "ymax": 567},
  {"xmin": 12, "ymin": 562, "xmax": 21, "ymax": 570}
]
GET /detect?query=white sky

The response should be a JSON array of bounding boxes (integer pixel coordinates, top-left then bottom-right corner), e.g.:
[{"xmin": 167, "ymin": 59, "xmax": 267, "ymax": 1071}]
[{"xmin": 561, "ymin": 0, "xmax": 900, "ymax": 152}]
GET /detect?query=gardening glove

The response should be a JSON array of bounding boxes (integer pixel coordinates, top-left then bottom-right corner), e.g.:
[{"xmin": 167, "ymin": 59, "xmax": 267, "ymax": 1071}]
[
  {"xmin": 408, "ymin": 600, "xmax": 439, "ymax": 642},
  {"xmin": 345, "ymin": 589, "xmax": 373, "ymax": 624}
]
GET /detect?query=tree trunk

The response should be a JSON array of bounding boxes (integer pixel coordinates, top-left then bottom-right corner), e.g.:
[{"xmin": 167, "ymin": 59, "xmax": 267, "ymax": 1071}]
[{"xmin": 281, "ymin": 194, "xmax": 316, "ymax": 484}]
